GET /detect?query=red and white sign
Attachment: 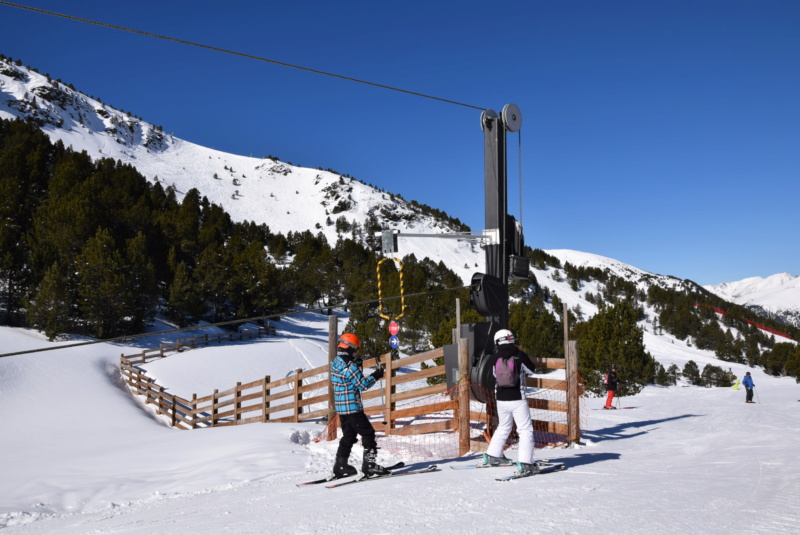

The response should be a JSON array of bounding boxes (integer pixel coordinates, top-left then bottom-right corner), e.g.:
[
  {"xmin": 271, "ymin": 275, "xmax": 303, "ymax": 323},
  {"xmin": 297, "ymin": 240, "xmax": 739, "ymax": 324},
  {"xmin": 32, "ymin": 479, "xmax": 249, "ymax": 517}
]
[{"xmin": 388, "ymin": 321, "xmax": 400, "ymax": 336}]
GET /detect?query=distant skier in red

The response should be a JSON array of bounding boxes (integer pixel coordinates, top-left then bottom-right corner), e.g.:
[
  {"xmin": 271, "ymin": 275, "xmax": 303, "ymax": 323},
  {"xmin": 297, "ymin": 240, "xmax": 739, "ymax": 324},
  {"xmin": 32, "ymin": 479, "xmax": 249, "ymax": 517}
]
[{"xmin": 604, "ymin": 365, "xmax": 618, "ymax": 409}]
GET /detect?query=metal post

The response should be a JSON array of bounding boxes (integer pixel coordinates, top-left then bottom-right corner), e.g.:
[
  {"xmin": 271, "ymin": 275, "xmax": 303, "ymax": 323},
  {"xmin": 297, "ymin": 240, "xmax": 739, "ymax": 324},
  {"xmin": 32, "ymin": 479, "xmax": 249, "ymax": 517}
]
[
  {"xmin": 383, "ymin": 352, "xmax": 394, "ymax": 433},
  {"xmin": 327, "ymin": 315, "xmax": 337, "ymax": 413},
  {"xmin": 563, "ymin": 303, "xmax": 569, "ymax": 359},
  {"xmin": 482, "ymin": 109, "xmax": 508, "ymax": 328},
  {"xmin": 454, "ymin": 298, "xmax": 461, "ymax": 345},
  {"xmin": 457, "ymin": 337, "xmax": 471, "ymax": 455},
  {"xmin": 481, "ymin": 105, "xmax": 522, "ymax": 329}
]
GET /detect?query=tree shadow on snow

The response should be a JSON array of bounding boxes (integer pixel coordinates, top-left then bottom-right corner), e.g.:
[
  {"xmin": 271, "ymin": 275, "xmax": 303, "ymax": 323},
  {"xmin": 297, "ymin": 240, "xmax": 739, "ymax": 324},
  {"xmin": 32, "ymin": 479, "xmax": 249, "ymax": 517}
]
[{"xmin": 581, "ymin": 413, "xmax": 701, "ymax": 444}]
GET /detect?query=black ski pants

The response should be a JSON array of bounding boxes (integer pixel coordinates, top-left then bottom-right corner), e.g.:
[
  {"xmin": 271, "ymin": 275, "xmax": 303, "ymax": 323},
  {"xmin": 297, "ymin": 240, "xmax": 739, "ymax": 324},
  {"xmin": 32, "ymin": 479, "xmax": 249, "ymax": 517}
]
[
  {"xmin": 745, "ymin": 387, "xmax": 754, "ymax": 403},
  {"xmin": 336, "ymin": 411, "xmax": 377, "ymax": 458}
]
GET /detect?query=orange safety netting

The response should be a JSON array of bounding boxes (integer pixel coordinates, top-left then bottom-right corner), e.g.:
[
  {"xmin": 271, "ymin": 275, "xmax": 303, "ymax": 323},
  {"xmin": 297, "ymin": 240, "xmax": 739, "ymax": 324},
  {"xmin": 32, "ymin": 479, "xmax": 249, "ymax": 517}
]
[{"xmin": 315, "ymin": 373, "xmax": 586, "ymax": 461}]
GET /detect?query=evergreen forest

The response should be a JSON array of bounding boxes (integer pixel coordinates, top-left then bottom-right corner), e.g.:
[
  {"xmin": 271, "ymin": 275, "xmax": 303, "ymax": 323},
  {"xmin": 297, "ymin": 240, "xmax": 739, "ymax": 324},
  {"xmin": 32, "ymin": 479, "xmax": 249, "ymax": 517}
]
[{"xmin": 2, "ymin": 117, "xmax": 799, "ymax": 387}]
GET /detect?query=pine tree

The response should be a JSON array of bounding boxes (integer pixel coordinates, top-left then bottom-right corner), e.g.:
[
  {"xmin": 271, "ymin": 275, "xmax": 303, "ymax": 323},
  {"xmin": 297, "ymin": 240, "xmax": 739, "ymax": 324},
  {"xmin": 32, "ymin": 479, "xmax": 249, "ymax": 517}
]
[
  {"xmin": 700, "ymin": 364, "xmax": 736, "ymax": 387},
  {"xmin": 784, "ymin": 346, "xmax": 800, "ymax": 383},
  {"xmin": 74, "ymin": 228, "xmax": 128, "ymax": 338},
  {"xmin": 574, "ymin": 300, "xmax": 657, "ymax": 396},
  {"xmin": 682, "ymin": 360, "xmax": 701, "ymax": 385},
  {"xmin": 394, "ymin": 254, "xmax": 430, "ymax": 353},
  {"xmin": 695, "ymin": 321, "xmax": 723, "ymax": 351},
  {"xmin": 194, "ymin": 242, "xmax": 231, "ymax": 323},
  {"xmin": 510, "ymin": 296, "xmax": 563, "ymax": 361},
  {"xmin": 288, "ymin": 231, "xmax": 333, "ymax": 308},
  {"xmin": 124, "ymin": 232, "xmax": 157, "ymax": 331},
  {"xmin": 654, "ymin": 362, "xmax": 672, "ymax": 386},
  {"xmin": 0, "ymin": 120, "xmax": 60, "ymax": 323},
  {"xmin": 27, "ymin": 261, "xmax": 72, "ymax": 340},
  {"xmin": 167, "ymin": 261, "xmax": 203, "ymax": 326},
  {"xmin": 761, "ymin": 343, "xmax": 797, "ymax": 377},
  {"xmin": 667, "ymin": 364, "xmax": 680, "ymax": 384},
  {"xmin": 227, "ymin": 239, "xmax": 282, "ymax": 318}
]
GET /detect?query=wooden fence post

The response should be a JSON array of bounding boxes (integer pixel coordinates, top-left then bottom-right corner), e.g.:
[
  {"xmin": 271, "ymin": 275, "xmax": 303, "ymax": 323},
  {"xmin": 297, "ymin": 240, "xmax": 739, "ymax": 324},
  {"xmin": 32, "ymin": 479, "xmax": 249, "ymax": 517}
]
[
  {"xmin": 262, "ymin": 375, "xmax": 271, "ymax": 422},
  {"xmin": 211, "ymin": 389, "xmax": 218, "ymax": 427},
  {"xmin": 191, "ymin": 394, "xmax": 197, "ymax": 429},
  {"xmin": 234, "ymin": 381, "xmax": 242, "ymax": 424},
  {"xmin": 143, "ymin": 377, "xmax": 150, "ymax": 406},
  {"xmin": 327, "ymin": 315, "xmax": 338, "ymax": 440},
  {"xmin": 566, "ymin": 340, "xmax": 580, "ymax": 444},
  {"xmin": 457, "ymin": 337, "xmax": 471, "ymax": 456},
  {"xmin": 293, "ymin": 369, "xmax": 302, "ymax": 422},
  {"xmin": 171, "ymin": 395, "xmax": 177, "ymax": 427}
]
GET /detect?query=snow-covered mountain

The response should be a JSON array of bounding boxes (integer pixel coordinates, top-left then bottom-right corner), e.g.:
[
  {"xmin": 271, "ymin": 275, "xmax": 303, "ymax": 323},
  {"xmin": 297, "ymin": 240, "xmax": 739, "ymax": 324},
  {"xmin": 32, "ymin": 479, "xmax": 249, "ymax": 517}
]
[
  {"xmin": 0, "ymin": 56, "xmax": 483, "ymax": 283},
  {"xmin": 705, "ymin": 273, "xmax": 800, "ymax": 328},
  {"xmin": 2, "ymin": 55, "xmax": 796, "ymax": 332}
]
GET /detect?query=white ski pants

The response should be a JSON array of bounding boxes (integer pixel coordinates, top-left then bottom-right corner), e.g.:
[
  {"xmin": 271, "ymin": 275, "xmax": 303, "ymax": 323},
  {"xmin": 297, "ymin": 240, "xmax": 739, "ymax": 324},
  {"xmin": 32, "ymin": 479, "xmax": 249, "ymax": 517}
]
[{"xmin": 486, "ymin": 399, "xmax": 534, "ymax": 464}]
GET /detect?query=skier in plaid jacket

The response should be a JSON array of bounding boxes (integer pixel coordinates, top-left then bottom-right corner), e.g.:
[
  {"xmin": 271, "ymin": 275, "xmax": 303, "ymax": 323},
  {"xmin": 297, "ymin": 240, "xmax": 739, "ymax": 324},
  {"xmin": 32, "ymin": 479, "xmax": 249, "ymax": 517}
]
[{"xmin": 330, "ymin": 333, "xmax": 389, "ymax": 478}]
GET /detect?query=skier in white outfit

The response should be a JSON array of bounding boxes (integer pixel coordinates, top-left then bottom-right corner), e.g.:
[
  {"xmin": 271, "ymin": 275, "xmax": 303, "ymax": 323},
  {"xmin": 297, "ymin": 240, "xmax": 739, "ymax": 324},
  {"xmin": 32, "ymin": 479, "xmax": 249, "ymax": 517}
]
[{"xmin": 481, "ymin": 328, "xmax": 538, "ymax": 476}]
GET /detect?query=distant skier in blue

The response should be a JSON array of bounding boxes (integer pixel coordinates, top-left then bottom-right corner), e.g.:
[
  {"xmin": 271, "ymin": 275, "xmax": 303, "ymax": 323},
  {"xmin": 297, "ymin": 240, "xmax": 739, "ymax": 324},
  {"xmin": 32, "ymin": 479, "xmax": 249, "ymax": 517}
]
[{"xmin": 741, "ymin": 371, "xmax": 755, "ymax": 403}]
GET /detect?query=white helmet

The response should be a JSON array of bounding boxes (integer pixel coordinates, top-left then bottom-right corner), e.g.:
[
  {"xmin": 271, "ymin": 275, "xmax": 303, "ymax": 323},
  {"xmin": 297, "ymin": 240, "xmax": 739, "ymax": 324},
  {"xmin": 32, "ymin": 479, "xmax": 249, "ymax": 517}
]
[{"xmin": 494, "ymin": 329, "xmax": 515, "ymax": 346}]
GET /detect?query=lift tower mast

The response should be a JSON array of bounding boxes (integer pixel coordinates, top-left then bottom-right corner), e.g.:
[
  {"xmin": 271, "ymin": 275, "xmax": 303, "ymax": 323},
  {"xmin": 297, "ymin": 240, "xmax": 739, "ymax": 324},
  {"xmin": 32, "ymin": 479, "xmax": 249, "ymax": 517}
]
[{"xmin": 474, "ymin": 104, "xmax": 522, "ymax": 329}]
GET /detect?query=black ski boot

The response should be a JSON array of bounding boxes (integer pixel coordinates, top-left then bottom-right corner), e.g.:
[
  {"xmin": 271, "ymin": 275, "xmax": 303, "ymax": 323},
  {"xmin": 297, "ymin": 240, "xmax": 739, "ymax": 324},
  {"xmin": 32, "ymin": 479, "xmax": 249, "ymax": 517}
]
[
  {"xmin": 362, "ymin": 448, "xmax": 391, "ymax": 477},
  {"xmin": 332, "ymin": 455, "xmax": 357, "ymax": 479},
  {"xmin": 514, "ymin": 461, "xmax": 541, "ymax": 477}
]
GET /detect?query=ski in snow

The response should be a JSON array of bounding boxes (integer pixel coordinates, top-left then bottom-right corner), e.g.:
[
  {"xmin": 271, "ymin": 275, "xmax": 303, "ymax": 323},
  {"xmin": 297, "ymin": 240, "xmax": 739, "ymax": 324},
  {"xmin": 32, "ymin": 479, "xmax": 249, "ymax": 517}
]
[
  {"xmin": 296, "ymin": 462, "xmax": 404, "ymax": 487},
  {"xmin": 495, "ymin": 462, "xmax": 566, "ymax": 481},
  {"xmin": 325, "ymin": 465, "xmax": 438, "ymax": 488},
  {"xmin": 450, "ymin": 459, "xmax": 552, "ymax": 470}
]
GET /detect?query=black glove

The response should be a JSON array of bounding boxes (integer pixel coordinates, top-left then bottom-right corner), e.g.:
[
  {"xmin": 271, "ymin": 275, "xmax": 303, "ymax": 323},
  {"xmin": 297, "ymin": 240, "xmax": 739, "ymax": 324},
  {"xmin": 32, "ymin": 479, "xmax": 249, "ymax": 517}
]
[{"xmin": 371, "ymin": 368, "xmax": 384, "ymax": 381}]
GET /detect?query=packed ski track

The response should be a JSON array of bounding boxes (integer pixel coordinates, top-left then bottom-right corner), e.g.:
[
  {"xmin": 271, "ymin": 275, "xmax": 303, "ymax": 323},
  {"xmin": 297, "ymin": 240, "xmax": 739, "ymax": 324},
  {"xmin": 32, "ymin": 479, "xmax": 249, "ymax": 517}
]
[{"xmin": 1, "ymin": 310, "xmax": 798, "ymax": 535}]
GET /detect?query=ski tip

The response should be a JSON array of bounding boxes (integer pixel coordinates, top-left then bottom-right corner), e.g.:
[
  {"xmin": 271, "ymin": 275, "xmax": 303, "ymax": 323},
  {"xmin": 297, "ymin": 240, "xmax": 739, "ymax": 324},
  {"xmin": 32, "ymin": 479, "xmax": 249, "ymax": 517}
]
[{"xmin": 296, "ymin": 478, "xmax": 328, "ymax": 487}]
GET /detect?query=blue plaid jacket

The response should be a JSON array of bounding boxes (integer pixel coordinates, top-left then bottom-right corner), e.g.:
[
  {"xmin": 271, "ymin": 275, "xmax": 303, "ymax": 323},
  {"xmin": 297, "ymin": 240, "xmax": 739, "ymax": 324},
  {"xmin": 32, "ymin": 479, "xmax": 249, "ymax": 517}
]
[{"xmin": 330, "ymin": 353, "xmax": 377, "ymax": 415}]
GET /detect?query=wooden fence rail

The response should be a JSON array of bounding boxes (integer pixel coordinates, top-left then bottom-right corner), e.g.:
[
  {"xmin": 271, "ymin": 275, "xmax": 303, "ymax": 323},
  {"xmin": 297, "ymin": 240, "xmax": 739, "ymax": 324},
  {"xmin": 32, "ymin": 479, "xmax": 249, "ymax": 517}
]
[
  {"xmin": 122, "ymin": 325, "xmax": 276, "ymax": 366},
  {"xmin": 119, "ymin": 324, "xmax": 581, "ymax": 454}
]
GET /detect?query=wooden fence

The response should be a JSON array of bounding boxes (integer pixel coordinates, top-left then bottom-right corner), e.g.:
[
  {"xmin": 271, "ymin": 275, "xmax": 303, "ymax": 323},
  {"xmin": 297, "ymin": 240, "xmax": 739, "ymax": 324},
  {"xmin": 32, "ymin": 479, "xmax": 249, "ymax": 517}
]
[
  {"xmin": 120, "ymin": 331, "xmax": 470, "ymax": 432},
  {"xmin": 121, "ymin": 325, "xmax": 276, "ymax": 365},
  {"xmin": 119, "ymin": 319, "xmax": 582, "ymax": 455}
]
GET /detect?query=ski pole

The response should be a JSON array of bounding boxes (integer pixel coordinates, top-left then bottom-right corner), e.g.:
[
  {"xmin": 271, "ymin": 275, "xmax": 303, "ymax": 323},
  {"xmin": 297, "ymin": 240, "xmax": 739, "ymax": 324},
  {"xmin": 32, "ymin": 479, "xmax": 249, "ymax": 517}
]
[
  {"xmin": 375, "ymin": 357, "xmax": 387, "ymax": 424},
  {"xmin": 380, "ymin": 380, "xmax": 387, "ymax": 424},
  {"xmin": 754, "ymin": 387, "xmax": 761, "ymax": 404}
]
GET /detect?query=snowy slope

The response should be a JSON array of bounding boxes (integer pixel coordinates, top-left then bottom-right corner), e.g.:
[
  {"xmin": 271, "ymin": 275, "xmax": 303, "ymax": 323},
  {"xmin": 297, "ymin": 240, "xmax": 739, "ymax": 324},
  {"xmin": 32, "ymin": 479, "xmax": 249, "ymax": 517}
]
[
  {"xmin": 1, "ymin": 317, "xmax": 799, "ymax": 534},
  {"xmin": 2, "ymin": 253, "xmax": 795, "ymax": 533},
  {"xmin": 705, "ymin": 273, "xmax": 800, "ymax": 328}
]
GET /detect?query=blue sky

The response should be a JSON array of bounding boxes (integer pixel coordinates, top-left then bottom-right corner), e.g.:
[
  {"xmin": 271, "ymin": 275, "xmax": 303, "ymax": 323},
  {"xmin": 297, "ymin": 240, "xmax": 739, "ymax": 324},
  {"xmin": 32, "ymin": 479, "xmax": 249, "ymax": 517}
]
[{"xmin": 1, "ymin": 1, "xmax": 798, "ymax": 285}]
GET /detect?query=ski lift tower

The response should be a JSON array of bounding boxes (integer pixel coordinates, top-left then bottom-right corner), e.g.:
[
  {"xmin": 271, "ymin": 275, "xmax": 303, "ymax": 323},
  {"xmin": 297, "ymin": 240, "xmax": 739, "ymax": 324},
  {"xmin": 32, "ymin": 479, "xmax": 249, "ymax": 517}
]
[{"xmin": 470, "ymin": 104, "xmax": 526, "ymax": 330}]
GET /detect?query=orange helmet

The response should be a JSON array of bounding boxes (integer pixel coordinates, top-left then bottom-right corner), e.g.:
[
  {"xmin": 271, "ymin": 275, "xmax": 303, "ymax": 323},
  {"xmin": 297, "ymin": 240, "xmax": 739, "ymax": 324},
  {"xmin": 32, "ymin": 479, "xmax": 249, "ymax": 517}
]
[{"xmin": 338, "ymin": 333, "xmax": 361, "ymax": 350}]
